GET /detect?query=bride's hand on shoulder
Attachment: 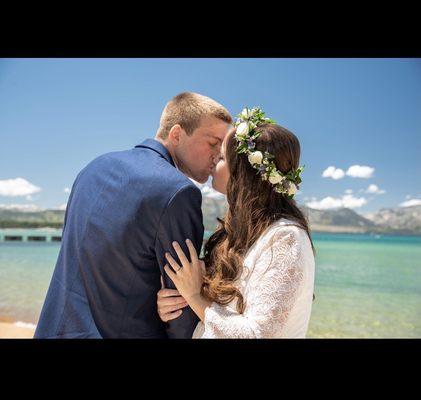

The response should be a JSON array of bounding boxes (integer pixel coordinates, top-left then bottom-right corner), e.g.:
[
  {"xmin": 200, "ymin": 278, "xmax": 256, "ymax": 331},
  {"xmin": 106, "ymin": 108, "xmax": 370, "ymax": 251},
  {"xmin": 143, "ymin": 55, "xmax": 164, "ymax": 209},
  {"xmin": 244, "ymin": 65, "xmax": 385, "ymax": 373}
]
[
  {"xmin": 157, "ymin": 275, "xmax": 189, "ymax": 322},
  {"xmin": 164, "ymin": 239, "xmax": 206, "ymax": 302}
]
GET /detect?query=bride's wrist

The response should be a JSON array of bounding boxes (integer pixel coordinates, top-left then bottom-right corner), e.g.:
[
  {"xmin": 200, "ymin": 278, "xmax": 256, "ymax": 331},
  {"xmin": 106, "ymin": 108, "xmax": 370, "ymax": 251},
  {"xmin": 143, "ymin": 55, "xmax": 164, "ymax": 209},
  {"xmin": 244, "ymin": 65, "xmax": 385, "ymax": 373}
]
[
  {"xmin": 185, "ymin": 293, "xmax": 212, "ymax": 322},
  {"xmin": 185, "ymin": 292, "xmax": 203, "ymax": 304}
]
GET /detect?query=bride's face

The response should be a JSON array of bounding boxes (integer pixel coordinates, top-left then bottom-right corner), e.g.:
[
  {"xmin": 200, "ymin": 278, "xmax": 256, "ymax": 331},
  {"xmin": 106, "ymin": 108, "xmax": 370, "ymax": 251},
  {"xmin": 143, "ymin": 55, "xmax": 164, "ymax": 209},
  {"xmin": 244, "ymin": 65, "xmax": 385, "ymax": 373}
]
[{"xmin": 211, "ymin": 136, "xmax": 230, "ymax": 195}]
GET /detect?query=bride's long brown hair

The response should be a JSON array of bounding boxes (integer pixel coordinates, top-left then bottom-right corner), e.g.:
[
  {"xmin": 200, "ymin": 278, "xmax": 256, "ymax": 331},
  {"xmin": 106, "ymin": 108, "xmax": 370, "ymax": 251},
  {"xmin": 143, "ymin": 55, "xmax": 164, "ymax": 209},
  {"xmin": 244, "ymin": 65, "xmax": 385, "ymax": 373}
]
[{"xmin": 201, "ymin": 123, "xmax": 315, "ymax": 313}]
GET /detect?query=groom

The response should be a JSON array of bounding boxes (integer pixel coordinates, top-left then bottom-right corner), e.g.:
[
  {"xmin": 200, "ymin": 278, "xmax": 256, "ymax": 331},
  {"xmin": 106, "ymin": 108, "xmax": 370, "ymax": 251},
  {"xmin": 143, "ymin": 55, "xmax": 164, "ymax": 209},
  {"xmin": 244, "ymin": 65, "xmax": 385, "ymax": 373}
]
[{"xmin": 34, "ymin": 92, "xmax": 232, "ymax": 338}]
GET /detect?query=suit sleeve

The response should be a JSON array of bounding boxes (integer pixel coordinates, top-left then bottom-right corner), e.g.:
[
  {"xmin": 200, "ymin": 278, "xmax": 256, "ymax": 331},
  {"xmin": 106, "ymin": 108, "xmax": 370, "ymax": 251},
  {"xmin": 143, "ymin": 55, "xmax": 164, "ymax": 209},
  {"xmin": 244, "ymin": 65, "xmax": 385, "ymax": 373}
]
[{"xmin": 154, "ymin": 184, "xmax": 205, "ymax": 339}]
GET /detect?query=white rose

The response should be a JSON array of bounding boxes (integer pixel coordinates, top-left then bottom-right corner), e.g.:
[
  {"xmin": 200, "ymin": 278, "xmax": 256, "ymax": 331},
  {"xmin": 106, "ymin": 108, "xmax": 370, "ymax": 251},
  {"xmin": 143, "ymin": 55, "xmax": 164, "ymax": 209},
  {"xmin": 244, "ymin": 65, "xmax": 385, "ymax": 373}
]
[
  {"xmin": 269, "ymin": 173, "xmax": 284, "ymax": 185},
  {"xmin": 288, "ymin": 182, "xmax": 297, "ymax": 196},
  {"xmin": 248, "ymin": 151, "xmax": 263, "ymax": 165},
  {"xmin": 236, "ymin": 122, "xmax": 249, "ymax": 137}
]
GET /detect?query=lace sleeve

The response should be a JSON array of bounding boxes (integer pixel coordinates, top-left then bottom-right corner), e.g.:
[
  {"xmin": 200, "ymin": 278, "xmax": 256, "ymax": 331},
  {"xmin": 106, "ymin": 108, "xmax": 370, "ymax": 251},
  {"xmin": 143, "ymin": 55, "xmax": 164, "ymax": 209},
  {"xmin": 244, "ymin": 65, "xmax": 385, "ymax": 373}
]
[{"xmin": 201, "ymin": 227, "xmax": 305, "ymax": 338}]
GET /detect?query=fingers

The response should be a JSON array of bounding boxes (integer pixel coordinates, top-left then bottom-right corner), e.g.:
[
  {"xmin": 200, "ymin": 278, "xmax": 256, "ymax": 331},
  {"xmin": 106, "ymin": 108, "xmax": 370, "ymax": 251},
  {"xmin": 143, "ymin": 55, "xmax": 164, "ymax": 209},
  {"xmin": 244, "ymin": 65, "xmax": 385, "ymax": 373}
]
[
  {"xmin": 164, "ymin": 264, "xmax": 177, "ymax": 282},
  {"xmin": 157, "ymin": 288, "xmax": 180, "ymax": 299},
  {"xmin": 157, "ymin": 281, "xmax": 187, "ymax": 323},
  {"xmin": 159, "ymin": 309, "xmax": 183, "ymax": 322},
  {"xmin": 159, "ymin": 301, "xmax": 189, "ymax": 314},
  {"xmin": 185, "ymin": 239, "xmax": 199, "ymax": 263},
  {"xmin": 171, "ymin": 241, "xmax": 190, "ymax": 268},
  {"xmin": 157, "ymin": 294, "xmax": 187, "ymax": 307},
  {"xmin": 160, "ymin": 275, "xmax": 164, "ymax": 289},
  {"xmin": 165, "ymin": 253, "xmax": 181, "ymax": 273}
]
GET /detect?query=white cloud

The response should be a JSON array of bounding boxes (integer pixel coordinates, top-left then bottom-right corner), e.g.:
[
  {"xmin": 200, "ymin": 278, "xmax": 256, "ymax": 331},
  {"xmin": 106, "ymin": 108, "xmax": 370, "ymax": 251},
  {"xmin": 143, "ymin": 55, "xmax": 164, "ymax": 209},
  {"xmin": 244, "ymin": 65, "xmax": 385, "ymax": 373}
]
[
  {"xmin": 322, "ymin": 166, "xmax": 345, "ymax": 180},
  {"xmin": 0, "ymin": 177, "xmax": 41, "ymax": 197},
  {"xmin": 345, "ymin": 189, "xmax": 353, "ymax": 194},
  {"xmin": 342, "ymin": 194, "xmax": 367, "ymax": 208},
  {"xmin": 64, "ymin": 187, "xmax": 71, "ymax": 194},
  {"xmin": 399, "ymin": 199, "xmax": 421, "ymax": 207},
  {"xmin": 306, "ymin": 194, "xmax": 367, "ymax": 210},
  {"xmin": 306, "ymin": 196, "xmax": 343, "ymax": 210},
  {"xmin": 346, "ymin": 165, "xmax": 375, "ymax": 178},
  {"xmin": 365, "ymin": 184, "xmax": 386, "ymax": 194},
  {"xmin": 0, "ymin": 203, "xmax": 43, "ymax": 212}
]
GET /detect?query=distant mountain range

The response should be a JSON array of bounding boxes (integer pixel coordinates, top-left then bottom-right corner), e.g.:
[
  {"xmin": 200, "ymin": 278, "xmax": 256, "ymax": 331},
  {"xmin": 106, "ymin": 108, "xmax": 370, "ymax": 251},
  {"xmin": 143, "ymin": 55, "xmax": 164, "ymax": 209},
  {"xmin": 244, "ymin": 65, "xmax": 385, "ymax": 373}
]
[
  {"xmin": 201, "ymin": 197, "xmax": 421, "ymax": 235},
  {"xmin": 1, "ymin": 202, "xmax": 420, "ymax": 236},
  {"xmin": 0, "ymin": 209, "xmax": 64, "ymax": 229},
  {"xmin": 363, "ymin": 205, "xmax": 421, "ymax": 234}
]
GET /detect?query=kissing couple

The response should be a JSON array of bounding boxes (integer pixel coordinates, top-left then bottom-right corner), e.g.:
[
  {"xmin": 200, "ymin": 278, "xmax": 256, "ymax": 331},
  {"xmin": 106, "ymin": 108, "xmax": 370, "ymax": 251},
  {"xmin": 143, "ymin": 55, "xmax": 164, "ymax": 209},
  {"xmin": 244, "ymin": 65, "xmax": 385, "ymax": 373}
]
[{"xmin": 35, "ymin": 92, "xmax": 315, "ymax": 339}]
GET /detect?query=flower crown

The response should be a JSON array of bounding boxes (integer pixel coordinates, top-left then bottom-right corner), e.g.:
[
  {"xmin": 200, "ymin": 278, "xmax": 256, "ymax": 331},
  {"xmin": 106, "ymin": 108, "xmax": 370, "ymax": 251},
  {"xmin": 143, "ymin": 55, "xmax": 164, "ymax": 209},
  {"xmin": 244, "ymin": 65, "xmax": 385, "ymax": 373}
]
[{"xmin": 234, "ymin": 107, "xmax": 304, "ymax": 199}]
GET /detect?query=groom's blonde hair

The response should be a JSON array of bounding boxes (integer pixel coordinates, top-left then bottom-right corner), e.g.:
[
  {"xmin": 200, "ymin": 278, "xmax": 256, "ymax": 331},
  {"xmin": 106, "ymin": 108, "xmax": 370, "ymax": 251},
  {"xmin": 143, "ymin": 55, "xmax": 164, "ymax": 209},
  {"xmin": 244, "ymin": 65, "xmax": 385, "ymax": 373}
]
[{"xmin": 156, "ymin": 92, "xmax": 232, "ymax": 139}]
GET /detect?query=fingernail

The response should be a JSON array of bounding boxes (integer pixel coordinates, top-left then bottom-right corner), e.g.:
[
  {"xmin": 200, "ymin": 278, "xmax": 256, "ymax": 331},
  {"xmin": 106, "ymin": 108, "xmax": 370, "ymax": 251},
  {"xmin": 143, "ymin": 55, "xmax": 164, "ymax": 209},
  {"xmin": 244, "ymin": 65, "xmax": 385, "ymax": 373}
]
[{"xmin": 186, "ymin": 238, "xmax": 190, "ymax": 243}]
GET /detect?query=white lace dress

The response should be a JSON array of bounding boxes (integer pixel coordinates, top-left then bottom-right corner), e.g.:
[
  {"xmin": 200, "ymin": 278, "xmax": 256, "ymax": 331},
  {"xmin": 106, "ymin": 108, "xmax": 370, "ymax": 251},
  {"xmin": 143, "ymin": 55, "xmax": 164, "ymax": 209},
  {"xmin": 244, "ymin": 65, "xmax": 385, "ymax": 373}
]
[{"xmin": 192, "ymin": 218, "xmax": 315, "ymax": 338}]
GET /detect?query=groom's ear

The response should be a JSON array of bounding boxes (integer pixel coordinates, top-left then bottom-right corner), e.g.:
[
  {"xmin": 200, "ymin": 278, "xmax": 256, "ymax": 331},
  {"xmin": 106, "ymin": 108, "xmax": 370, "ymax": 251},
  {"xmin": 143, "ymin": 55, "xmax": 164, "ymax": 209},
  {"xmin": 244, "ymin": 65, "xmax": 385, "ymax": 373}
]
[{"xmin": 168, "ymin": 124, "xmax": 182, "ymax": 146}]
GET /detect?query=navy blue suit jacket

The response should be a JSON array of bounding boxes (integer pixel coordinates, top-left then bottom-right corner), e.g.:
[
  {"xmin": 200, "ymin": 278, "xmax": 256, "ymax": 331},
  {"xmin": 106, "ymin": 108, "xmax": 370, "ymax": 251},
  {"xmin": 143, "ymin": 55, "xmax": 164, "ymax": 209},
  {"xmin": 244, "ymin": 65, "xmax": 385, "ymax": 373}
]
[{"xmin": 34, "ymin": 139, "xmax": 204, "ymax": 338}]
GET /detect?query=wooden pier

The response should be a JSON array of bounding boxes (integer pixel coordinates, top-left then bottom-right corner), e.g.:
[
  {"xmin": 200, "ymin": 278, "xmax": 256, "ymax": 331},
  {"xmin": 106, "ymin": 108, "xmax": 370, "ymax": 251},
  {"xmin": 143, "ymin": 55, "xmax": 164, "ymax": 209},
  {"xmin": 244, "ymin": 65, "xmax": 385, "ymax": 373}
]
[
  {"xmin": 0, "ymin": 230, "xmax": 62, "ymax": 243},
  {"xmin": 4, "ymin": 236, "xmax": 23, "ymax": 242},
  {"xmin": 27, "ymin": 236, "xmax": 47, "ymax": 242}
]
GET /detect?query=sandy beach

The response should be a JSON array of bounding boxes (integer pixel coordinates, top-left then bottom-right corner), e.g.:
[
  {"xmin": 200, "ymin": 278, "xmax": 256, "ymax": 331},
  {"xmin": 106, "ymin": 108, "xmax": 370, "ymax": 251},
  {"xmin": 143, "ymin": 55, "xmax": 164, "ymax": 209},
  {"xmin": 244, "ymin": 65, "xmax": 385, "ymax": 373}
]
[{"xmin": 0, "ymin": 322, "xmax": 35, "ymax": 339}]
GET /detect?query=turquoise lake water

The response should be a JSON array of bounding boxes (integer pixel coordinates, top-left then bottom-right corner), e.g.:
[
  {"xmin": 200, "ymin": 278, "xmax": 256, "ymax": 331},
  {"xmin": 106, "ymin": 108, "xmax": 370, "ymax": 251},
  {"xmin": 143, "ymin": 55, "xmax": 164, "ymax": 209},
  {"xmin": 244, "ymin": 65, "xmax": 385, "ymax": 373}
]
[{"xmin": 0, "ymin": 229, "xmax": 420, "ymax": 337}]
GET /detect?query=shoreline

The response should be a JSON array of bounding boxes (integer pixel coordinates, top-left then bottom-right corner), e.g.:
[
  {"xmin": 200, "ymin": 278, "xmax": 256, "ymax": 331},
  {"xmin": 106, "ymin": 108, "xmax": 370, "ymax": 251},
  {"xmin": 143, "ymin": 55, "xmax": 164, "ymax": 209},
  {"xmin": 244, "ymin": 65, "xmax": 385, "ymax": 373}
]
[
  {"xmin": 0, "ymin": 321, "xmax": 36, "ymax": 339},
  {"xmin": 310, "ymin": 225, "xmax": 421, "ymax": 236},
  {"xmin": 2, "ymin": 227, "xmax": 420, "ymax": 238}
]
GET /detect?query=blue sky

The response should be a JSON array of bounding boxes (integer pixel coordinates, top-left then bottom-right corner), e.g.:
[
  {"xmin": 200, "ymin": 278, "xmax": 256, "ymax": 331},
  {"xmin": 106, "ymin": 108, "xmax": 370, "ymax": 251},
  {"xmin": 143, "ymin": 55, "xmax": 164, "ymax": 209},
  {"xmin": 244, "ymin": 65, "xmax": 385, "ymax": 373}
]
[{"xmin": 0, "ymin": 58, "xmax": 420, "ymax": 213}]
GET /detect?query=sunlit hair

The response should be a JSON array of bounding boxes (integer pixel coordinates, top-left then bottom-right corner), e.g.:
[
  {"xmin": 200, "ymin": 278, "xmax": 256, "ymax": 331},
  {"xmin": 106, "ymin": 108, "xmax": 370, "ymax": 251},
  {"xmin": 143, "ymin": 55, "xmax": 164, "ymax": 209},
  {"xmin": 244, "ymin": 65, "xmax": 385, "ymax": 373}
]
[
  {"xmin": 202, "ymin": 123, "xmax": 315, "ymax": 313},
  {"xmin": 156, "ymin": 92, "xmax": 232, "ymax": 139}
]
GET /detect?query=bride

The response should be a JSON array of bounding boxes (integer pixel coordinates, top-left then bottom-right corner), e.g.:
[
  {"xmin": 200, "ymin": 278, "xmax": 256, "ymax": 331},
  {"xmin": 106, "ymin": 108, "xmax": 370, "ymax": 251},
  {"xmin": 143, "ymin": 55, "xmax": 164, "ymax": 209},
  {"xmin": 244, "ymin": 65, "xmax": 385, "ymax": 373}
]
[{"xmin": 157, "ymin": 107, "xmax": 315, "ymax": 338}]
